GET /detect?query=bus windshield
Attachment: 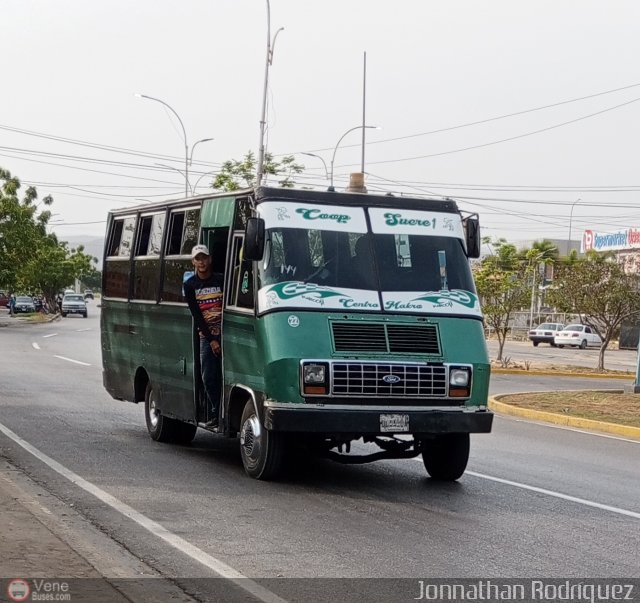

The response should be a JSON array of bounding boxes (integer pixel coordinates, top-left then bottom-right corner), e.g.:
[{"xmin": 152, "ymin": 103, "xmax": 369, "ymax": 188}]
[
  {"xmin": 255, "ymin": 201, "xmax": 480, "ymax": 316},
  {"xmin": 258, "ymin": 228, "xmax": 474, "ymax": 292},
  {"xmin": 256, "ymin": 227, "xmax": 478, "ymax": 315}
]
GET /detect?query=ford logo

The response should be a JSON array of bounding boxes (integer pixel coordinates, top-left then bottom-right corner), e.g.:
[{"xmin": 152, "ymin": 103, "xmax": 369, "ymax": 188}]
[{"xmin": 382, "ymin": 374, "xmax": 401, "ymax": 384}]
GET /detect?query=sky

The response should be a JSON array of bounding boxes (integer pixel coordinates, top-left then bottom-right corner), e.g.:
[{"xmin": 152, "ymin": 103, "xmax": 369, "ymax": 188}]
[{"xmin": 3, "ymin": 0, "xmax": 640, "ymax": 248}]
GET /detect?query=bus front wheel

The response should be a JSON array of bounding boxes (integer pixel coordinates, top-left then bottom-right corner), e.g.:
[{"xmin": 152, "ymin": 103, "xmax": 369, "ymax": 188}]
[
  {"xmin": 421, "ymin": 433, "xmax": 470, "ymax": 481},
  {"xmin": 239, "ymin": 400, "xmax": 285, "ymax": 480},
  {"xmin": 144, "ymin": 382, "xmax": 196, "ymax": 444}
]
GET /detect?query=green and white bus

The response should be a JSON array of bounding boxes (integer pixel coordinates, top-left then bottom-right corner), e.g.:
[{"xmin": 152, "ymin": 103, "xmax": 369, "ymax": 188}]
[{"xmin": 101, "ymin": 186, "xmax": 492, "ymax": 480}]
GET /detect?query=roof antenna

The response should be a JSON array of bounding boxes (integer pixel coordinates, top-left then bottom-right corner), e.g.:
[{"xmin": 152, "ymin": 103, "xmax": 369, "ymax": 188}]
[{"xmin": 256, "ymin": 0, "xmax": 284, "ymax": 188}]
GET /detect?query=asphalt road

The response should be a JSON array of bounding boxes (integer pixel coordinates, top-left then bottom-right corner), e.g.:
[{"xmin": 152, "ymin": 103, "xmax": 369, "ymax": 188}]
[
  {"xmin": 487, "ymin": 338, "xmax": 639, "ymax": 373},
  {"xmin": 0, "ymin": 306, "xmax": 638, "ymax": 599}
]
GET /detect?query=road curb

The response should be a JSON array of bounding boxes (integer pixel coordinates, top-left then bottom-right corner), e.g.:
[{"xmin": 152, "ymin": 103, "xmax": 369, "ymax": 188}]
[
  {"xmin": 492, "ymin": 368, "xmax": 633, "ymax": 380},
  {"xmin": 489, "ymin": 395, "xmax": 640, "ymax": 440}
]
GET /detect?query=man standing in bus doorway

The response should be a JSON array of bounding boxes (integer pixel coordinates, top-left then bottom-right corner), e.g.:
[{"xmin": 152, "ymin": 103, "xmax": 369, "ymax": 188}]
[{"xmin": 184, "ymin": 244, "xmax": 224, "ymax": 429}]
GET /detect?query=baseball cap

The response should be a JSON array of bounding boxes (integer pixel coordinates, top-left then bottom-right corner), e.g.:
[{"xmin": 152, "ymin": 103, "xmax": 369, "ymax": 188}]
[{"xmin": 191, "ymin": 244, "xmax": 210, "ymax": 258}]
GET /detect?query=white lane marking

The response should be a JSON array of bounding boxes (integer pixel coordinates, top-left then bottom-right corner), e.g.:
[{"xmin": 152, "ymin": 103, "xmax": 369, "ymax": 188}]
[
  {"xmin": 0, "ymin": 421, "xmax": 287, "ymax": 603},
  {"xmin": 410, "ymin": 458, "xmax": 640, "ymax": 519},
  {"xmin": 466, "ymin": 471, "xmax": 640, "ymax": 520},
  {"xmin": 42, "ymin": 333, "xmax": 58, "ymax": 339},
  {"xmin": 53, "ymin": 355, "xmax": 91, "ymax": 367},
  {"xmin": 75, "ymin": 328, "xmax": 91, "ymax": 332},
  {"xmin": 32, "ymin": 343, "xmax": 40, "ymax": 350}
]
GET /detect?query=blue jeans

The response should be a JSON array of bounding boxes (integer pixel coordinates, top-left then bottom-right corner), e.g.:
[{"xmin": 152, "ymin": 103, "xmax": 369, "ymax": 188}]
[{"xmin": 200, "ymin": 338, "xmax": 221, "ymax": 420}]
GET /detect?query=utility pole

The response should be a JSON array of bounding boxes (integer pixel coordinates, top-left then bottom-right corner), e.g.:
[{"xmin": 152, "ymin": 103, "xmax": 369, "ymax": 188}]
[{"xmin": 256, "ymin": 0, "xmax": 283, "ymax": 187}]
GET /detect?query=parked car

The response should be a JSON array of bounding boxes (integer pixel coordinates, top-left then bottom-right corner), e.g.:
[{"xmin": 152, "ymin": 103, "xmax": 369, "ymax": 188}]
[
  {"xmin": 554, "ymin": 324, "xmax": 602, "ymax": 349},
  {"xmin": 14, "ymin": 295, "xmax": 36, "ymax": 314},
  {"xmin": 528, "ymin": 322, "xmax": 564, "ymax": 347},
  {"xmin": 61, "ymin": 294, "xmax": 88, "ymax": 318},
  {"xmin": 84, "ymin": 289, "xmax": 94, "ymax": 300},
  {"xmin": 0, "ymin": 292, "xmax": 8, "ymax": 308}
]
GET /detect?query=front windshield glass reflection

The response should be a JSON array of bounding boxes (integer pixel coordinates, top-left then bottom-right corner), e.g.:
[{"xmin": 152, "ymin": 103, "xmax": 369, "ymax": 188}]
[{"xmin": 258, "ymin": 228, "xmax": 475, "ymax": 293}]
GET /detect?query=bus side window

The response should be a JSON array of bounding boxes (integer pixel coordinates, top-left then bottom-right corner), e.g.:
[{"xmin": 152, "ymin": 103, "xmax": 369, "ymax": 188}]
[
  {"xmin": 132, "ymin": 213, "xmax": 165, "ymax": 301},
  {"xmin": 229, "ymin": 235, "xmax": 254, "ymax": 311},
  {"xmin": 161, "ymin": 207, "xmax": 201, "ymax": 303},
  {"xmin": 104, "ymin": 216, "xmax": 136, "ymax": 299}
]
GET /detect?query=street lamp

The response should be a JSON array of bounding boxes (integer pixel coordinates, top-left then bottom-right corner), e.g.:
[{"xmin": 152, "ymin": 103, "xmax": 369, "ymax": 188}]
[
  {"xmin": 301, "ymin": 152, "xmax": 329, "ymax": 181},
  {"xmin": 329, "ymin": 125, "xmax": 379, "ymax": 192},
  {"xmin": 567, "ymin": 197, "xmax": 581, "ymax": 254},
  {"xmin": 155, "ymin": 163, "xmax": 192, "ymax": 195},
  {"xmin": 192, "ymin": 170, "xmax": 217, "ymax": 195},
  {"xmin": 135, "ymin": 94, "xmax": 213, "ymax": 197},
  {"xmin": 190, "ymin": 138, "xmax": 214, "ymax": 166}
]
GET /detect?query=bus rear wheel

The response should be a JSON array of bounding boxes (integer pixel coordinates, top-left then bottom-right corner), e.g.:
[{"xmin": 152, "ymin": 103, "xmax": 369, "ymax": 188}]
[
  {"xmin": 144, "ymin": 382, "xmax": 196, "ymax": 444},
  {"xmin": 421, "ymin": 433, "xmax": 470, "ymax": 481},
  {"xmin": 239, "ymin": 400, "xmax": 285, "ymax": 480}
]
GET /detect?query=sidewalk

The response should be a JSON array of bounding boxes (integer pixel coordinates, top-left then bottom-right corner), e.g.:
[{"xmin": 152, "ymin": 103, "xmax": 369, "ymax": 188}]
[
  {"xmin": 0, "ymin": 460, "xmax": 196, "ymax": 602},
  {"xmin": 0, "ymin": 310, "xmax": 59, "ymax": 328}
]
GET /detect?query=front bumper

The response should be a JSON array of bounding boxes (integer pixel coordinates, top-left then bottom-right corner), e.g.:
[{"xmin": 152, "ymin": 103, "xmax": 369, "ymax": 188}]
[{"xmin": 263, "ymin": 403, "xmax": 493, "ymax": 434}]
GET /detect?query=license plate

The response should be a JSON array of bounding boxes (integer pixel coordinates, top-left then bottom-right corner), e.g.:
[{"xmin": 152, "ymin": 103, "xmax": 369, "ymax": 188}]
[{"xmin": 380, "ymin": 413, "xmax": 410, "ymax": 432}]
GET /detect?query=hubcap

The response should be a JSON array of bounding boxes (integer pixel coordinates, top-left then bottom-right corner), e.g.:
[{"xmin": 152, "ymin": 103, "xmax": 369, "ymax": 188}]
[
  {"xmin": 148, "ymin": 393, "xmax": 159, "ymax": 428},
  {"xmin": 240, "ymin": 413, "xmax": 262, "ymax": 465}
]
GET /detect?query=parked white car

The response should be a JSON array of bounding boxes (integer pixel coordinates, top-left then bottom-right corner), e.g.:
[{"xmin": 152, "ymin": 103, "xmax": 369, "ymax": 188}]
[
  {"xmin": 528, "ymin": 322, "xmax": 565, "ymax": 347},
  {"xmin": 554, "ymin": 324, "xmax": 602, "ymax": 349}
]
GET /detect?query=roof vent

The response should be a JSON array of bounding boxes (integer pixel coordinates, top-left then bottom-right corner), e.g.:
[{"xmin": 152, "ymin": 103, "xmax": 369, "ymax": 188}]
[{"xmin": 346, "ymin": 172, "xmax": 367, "ymax": 194}]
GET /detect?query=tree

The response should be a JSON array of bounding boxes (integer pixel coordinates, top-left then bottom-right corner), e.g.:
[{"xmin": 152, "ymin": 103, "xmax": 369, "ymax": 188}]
[
  {"xmin": 211, "ymin": 151, "xmax": 304, "ymax": 191},
  {"xmin": 474, "ymin": 239, "xmax": 532, "ymax": 361},
  {"xmin": 0, "ymin": 168, "xmax": 97, "ymax": 303},
  {"xmin": 547, "ymin": 252, "xmax": 640, "ymax": 370},
  {"xmin": 19, "ymin": 234, "xmax": 97, "ymax": 308},
  {"xmin": 0, "ymin": 168, "xmax": 53, "ymax": 292}
]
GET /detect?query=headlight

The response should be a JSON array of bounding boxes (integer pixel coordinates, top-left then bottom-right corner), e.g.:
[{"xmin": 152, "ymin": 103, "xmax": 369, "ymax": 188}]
[
  {"xmin": 449, "ymin": 366, "xmax": 471, "ymax": 398},
  {"xmin": 303, "ymin": 364, "xmax": 326, "ymax": 384},
  {"xmin": 450, "ymin": 368, "xmax": 470, "ymax": 387},
  {"xmin": 302, "ymin": 362, "xmax": 329, "ymax": 395}
]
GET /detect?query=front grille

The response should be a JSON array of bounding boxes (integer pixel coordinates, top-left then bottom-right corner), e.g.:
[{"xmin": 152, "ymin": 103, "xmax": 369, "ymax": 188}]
[
  {"xmin": 332, "ymin": 363, "xmax": 447, "ymax": 397},
  {"xmin": 332, "ymin": 322, "xmax": 440, "ymax": 354}
]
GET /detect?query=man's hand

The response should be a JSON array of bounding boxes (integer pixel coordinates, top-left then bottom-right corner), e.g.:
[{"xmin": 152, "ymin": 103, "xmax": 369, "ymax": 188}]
[{"xmin": 210, "ymin": 340, "xmax": 221, "ymax": 356}]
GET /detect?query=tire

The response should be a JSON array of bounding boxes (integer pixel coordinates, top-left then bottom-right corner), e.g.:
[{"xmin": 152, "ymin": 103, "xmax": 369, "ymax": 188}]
[
  {"xmin": 83, "ymin": 313, "xmax": 88, "ymax": 318},
  {"xmin": 144, "ymin": 382, "xmax": 196, "ymax": 444},
  {"xmin": 551, "ymin": 343, "xmax": 557, "ymax": 348},
  {"xmin": 61, "ymin": 312, "xmax": 67, "ymax": 317},
  {"xmin": 421, "ymin": 433, "xmax": 470, "ymax": 481},
  {"xmin": 558, "ymin": 345, "xmax": 564, "ymax": 349},
  {"xmin": 579, "ymin": 339, "xmax": 587, "ymax": 349},
  {"xmin": 239, "ymin": 399, "xmax": 285, "ymax": 480},
  {"xmin": 532, "ymin": 341, "xmax": 539, "ymax": 347}
]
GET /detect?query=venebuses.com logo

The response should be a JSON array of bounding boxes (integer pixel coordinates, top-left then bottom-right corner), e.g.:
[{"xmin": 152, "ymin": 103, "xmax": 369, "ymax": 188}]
[
  {"xmin": 7, "ymin": 579, "xmax": 30, "ymax": 602},
  {"xmin": 6, "ymin": 578, "xmax": 71, "ymax": 601}
]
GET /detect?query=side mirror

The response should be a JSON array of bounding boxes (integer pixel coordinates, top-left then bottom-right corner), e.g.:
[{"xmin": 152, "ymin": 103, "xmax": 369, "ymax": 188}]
[
  {"xmin": 464, "ymin": 215, "xmax": 481, "ymax": 258},
  {"xmin": 244, "ymin": 217, "xmax": 265, "ymax": 261}
]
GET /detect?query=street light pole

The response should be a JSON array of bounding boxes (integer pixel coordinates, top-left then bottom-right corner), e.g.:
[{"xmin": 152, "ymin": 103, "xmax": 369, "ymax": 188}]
[
  {"xmin": 256, "ymin": 0, "xmax": 284, "ymax": 187},
  {"xmin": 189, "ymin": 138, "xmax": 214, "ymax": 167},
  {"xmin": 135, "ymin": 94, "xmax": 188, "ymax": 197},
  {"xmin": 192, "ymin": 170, "xmax": 217, "ymax": 195},
  {"xmin": 301, "ymin": 152, "xmax": 329, "ymax": 181},
  {"xmin": 155, "ymin": 163, "xmax": 192, "ymax": 195},
  {"xmin": 567, "ymin": 197, "xmax": 581, "ymax": 254},
  {"xmin": 329, "ymin": 125, "xmax": 379, "ymax": 192}
]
